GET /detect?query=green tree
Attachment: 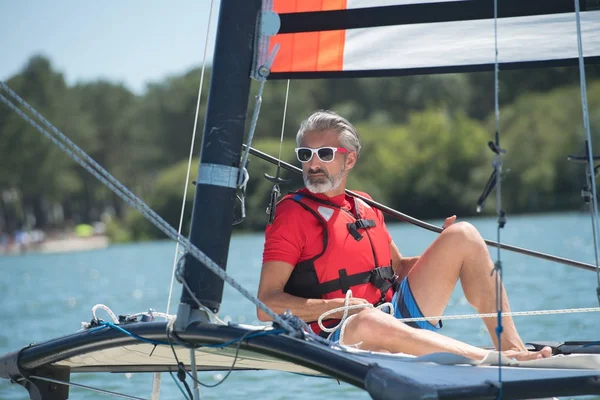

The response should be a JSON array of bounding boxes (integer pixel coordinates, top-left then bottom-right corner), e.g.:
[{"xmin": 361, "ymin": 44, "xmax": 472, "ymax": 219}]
[
  {"xmin": 0, "ymin": 56, "xmax": 92, "ymax": 229},
  {"xmin": 71, "ymin": 81, "xmax": 139, "ymax": 219},
  {"xmin": 491, "ymin": 81, "xmax": 600, "ymax": 213}
]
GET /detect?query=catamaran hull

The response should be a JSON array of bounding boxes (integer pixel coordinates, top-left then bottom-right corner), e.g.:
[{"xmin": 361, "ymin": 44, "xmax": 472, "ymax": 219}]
[{"xmin": 2, "ymin": 321, "xmax": 600, "ymax": 400}]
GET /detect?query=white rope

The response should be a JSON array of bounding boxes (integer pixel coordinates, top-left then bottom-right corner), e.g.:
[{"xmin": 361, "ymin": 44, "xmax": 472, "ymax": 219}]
[
  {"xmin": 397, "ymin": 307, "xmax": 600, "ymax": 323},
  {"xmin": 166, "ymin": 0, "xmax": 217, "ymax": 317},
  {"xmin": 91, "ymin": 304, "xmax": 119, "ymax": 324},
  {"xmin": 317, "ymin": 293, "xmax": 600, "ymax": 343},
  {"xmin": 276, "ymin": 80, "xmax": 291, "ymax": 162},
  {"xmin": 318, "ymin": 290, "xmax": 394, "ymax": 343},
  {"xmin": 161, "ymin": 0, "xmax": 215, "ymax": 387},
  {"xmin": 89, "ymin": 305, "xmax": 175, "ymax": 326},
  {"xmin": 165, "ymin": 15, "xmax": 218, "ymax": 389}
]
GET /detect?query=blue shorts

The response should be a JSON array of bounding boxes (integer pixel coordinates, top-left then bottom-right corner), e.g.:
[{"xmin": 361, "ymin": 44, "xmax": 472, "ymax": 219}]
[{"xmin": 328, "ymin": 276, "xmax": 441, "ymax": 342}]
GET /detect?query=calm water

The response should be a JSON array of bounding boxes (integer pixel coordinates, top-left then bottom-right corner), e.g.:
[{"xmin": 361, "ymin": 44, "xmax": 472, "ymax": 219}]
[{"xmin": 1, "ymin": 212, "xmax": 599, "ymax": 399}]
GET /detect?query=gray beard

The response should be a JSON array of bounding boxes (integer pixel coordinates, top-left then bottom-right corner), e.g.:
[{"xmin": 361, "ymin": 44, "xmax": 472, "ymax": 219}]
[{"xmin": 303, "ymin": 166, "xmax": 345, "ymax": 194}]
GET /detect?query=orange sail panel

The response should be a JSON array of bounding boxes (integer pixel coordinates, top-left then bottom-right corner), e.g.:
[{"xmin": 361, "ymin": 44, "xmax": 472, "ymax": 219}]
[
  {"xmin": 271, "ymin": 0, "xmax": 346, "ymax": 72},
  {"xmin": 273, "ymin": 0, "xmax": 347, "ymax": 13}
]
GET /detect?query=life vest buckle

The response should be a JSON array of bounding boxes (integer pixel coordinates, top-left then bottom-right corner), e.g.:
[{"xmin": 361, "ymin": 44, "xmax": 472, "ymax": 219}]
[
  {"xmin": 369, "ymin": 266, "xmax": 398, "ymax": 296},
  {"xmin": 354, "ymin": 219, "xmax": 376, "ymax": 229},
  {"xmin": 347, "ymin": 219, "xmax": 376, "ymax": 241},
  {"xmin": 347, "ymin": 223, "xmax": 363, "ymax": 241}
]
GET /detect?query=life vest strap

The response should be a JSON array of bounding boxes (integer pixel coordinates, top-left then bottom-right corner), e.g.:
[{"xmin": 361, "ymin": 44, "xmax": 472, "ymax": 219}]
[{"xmin": 314, "ymin": 266, "xmax": 396, "ymax": 297}]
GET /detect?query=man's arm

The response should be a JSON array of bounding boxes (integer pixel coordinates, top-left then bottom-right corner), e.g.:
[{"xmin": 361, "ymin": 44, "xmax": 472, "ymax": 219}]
[
  {"xmin": 390, "ymin": 241, "xmax": 419, "ymax": 281},
  {"xmin": 257, "ymin": 261, "xmax": 369, "ymax": 322}
]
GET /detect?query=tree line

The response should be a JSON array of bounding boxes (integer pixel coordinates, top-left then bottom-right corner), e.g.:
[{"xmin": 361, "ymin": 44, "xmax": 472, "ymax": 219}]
[{"xmin": 1, "ymin": 55, "xmax": 599, "ymax": 240}]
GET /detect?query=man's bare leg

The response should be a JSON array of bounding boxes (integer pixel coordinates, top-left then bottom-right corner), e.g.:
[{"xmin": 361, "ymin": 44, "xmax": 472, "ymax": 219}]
[
  {"xmin": 342, "ymin": 308, "xmax": 550, "ymax": 361},
  {"xmin": 343, "ymin": 221, "xmax": 551, "ymax": 359},
  {"xmin": 406, "ymin": 221, "xmax": 526, "ymax": 351}
]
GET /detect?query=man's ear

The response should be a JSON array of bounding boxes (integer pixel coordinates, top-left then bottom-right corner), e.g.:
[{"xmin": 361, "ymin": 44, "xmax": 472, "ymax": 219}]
[{"xmin": 346, "ymin": 151, "xmax": 358, "ymax": 170}]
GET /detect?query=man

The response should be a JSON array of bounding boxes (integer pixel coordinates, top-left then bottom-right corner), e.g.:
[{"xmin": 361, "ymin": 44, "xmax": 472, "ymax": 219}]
[{"xmin": 257, "ymin": 110, "xmax": 551, "ymax": 361}]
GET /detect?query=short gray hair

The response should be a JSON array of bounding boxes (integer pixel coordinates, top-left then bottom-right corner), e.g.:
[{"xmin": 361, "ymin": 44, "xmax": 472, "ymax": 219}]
[{"xmin": 296, "ymin": 110, "xmax": 361, "ymax": 157}]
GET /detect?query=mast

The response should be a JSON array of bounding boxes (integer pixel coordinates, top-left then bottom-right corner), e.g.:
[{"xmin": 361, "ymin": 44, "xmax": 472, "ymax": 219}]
[{"xmin": 176, "ymin": 0, "xmax": 263, "ymax": 325}]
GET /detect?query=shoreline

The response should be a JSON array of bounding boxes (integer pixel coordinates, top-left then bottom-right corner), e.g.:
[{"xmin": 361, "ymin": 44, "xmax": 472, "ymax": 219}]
[{"xmin": 0, "ymin": 235, "xmax": 110, "ymax": 256}]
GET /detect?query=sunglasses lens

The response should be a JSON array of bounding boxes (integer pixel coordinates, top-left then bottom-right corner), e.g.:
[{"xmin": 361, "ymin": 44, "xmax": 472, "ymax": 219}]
[
  {"xmin": 297, "ymin": 149, "xmax": 312, "ymax": 162},
  {"xmin": 317, "ymin": 148, "xmax": 334, "ymax": 161}
]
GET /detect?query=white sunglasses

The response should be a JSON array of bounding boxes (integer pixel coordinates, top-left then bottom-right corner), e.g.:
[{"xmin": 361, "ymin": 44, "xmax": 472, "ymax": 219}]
[{"xmin": 295, "ymin": 147, "xmax": 348, "ymax": 163}]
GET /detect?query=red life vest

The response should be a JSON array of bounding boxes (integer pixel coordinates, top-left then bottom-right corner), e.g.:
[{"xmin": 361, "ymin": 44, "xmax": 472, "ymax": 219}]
[{"xmin": 282, "ymin": 191, "xmax": 397, "ymax": 334}]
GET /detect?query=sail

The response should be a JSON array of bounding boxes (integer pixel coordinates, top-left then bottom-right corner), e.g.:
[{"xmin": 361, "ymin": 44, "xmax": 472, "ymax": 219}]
[{"xmin": 259, "ymin": 0, "xmax": 600, "ymax": 78}]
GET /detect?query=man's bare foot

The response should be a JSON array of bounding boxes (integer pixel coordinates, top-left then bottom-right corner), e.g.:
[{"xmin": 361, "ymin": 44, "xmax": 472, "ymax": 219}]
[{"xmin": 501, "ymin": 346, "xmax": 553, "ymax": 361}]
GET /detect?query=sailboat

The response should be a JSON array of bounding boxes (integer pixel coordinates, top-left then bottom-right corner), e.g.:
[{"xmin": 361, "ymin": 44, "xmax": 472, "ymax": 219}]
[{"xmin": 2, "ymin": 0, "xmax": 600, "ymax": 399}]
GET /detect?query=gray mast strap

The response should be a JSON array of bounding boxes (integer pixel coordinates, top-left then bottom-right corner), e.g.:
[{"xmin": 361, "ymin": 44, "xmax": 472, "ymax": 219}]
[{"xmin": 197, "ymin": 163, "xmax": 239, "ymax": 189}]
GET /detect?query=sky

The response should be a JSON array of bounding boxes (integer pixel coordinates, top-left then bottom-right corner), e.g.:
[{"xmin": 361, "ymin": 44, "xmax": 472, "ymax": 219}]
[{"xmin": 1, "ymin": 1, "xmax": 221, "ymax": 94}]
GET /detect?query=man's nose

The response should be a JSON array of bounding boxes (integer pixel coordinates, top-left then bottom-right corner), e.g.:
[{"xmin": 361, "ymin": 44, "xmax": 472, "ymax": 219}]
[{"xmin": 307, "ymin": 154, "xmax": 322, "ymax": 169}]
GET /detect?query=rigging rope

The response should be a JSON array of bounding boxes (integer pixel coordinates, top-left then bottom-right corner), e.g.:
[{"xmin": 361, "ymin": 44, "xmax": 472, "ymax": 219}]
[
  {"xmin": 247, "ymin": 144, "xmax": 599, "ymax": 272},
  {"xmin": 492, "ymin": 0, "xmax": 505, "ymax": 393},
  {"xmin": 163, "ymin": 3, "xmax": 216, "ymax": 397},
  {"xmin": 28, "ymin": 375, "xmax": 147, "ymax": 400},
  {"xmin": 265, "ymin": 79, "xmax": 291, "ymax": 223},
  {"xmin": 166, "ymin": 0, "xmax": 216, "ymax": 317},
  {"xmin": 277, "ymin": 80, "xmax": 291, "ymax": 163},
  {"xmin": 316, "ymin": 295, "xmax": 600, "ymax": 341},
  {"xmin": 396, "ymin": 306, "xmax": 600, "ymax": 323},
  {"xmin": 573, "ymin": 0, "xmax": 600, "ymax": 306},
  {"xmin": 235, "ymin": 44, "xmax": 280, "ymax": 225},
  {"xmin": 176, "ymin": 258, "xmax": 227, "ymax": 325},
  {"xmin": 169, "ymin": 371, "xmax": 192, "ymax": 400},
  {"xmin": 239, "ymin": 45, "xmax": 280, "ymax": 182},
  {"xmin": 0, "ymin": 83, "xmax": 298, "ymax": 336}
]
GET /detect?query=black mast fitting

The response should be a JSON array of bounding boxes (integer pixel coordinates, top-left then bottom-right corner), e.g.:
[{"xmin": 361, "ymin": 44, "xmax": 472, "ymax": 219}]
[{"xmin": 568, "ymin": 141, "xmax": 600, "ymax": 205}]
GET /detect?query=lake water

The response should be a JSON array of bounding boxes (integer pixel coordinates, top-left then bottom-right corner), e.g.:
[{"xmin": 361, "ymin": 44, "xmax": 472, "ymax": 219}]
[{"xmin": 1, "ymin": 212, "xmax": 599, "ymax": 399}]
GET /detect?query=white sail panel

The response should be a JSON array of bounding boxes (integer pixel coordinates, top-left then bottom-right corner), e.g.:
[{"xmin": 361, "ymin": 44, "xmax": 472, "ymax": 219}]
[{"xmin": 343, "ymin": 11, "xmax": 600, "ymax": 71}]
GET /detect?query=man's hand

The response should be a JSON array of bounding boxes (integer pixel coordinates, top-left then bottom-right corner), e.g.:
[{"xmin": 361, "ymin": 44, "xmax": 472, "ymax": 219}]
[
  {"xmin": 442, "ymin": 215, "xmax": 457, "ymax": 230},
  {"xmin": 332, "ymin": 297, "xmax": 372, "ymax": 318}
]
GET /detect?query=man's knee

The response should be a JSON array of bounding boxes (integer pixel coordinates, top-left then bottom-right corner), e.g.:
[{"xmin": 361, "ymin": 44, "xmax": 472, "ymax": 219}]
[
  {"xmin": 345, "ymin": 309, "xmax": 409, "ymax": 341},
  {"xmin": 442, "ymin": 221, "xmax": 482, "ymax": 243}
]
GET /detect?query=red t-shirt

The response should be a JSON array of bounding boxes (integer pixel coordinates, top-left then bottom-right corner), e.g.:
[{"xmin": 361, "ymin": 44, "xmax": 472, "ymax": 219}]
[{"xmin": 262, "ymin": 188, "xmax": 392, "ymax": 266}]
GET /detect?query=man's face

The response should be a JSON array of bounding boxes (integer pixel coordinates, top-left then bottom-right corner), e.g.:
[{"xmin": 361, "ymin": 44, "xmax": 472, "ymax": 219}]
[{"xmin": 298, "ymin": 129, "xmax": 355, "ymax": 194}]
